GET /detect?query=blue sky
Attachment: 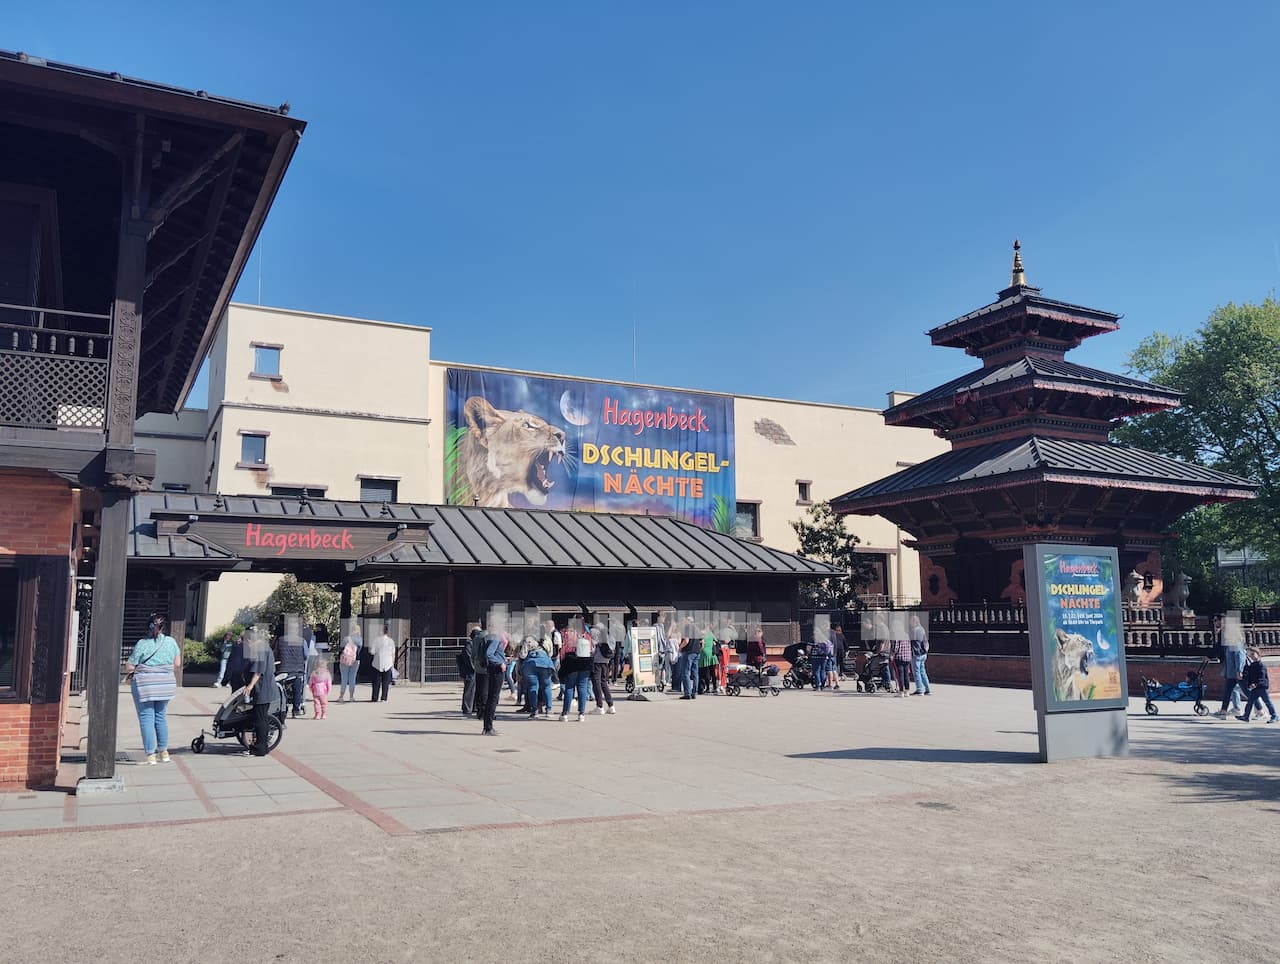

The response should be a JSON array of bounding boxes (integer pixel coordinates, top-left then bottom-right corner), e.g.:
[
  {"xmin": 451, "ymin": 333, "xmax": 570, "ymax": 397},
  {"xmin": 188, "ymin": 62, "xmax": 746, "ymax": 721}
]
[{"xmin": 6, "ymin": 2, "xmax": 1279, "ymax": 409}]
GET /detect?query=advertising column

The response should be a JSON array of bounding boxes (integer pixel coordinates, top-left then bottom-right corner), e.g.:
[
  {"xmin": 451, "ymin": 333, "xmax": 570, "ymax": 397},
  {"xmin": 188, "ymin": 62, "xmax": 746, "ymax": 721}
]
[{"xmin": 1023, "ymin": 543, "xmax": 1129, "ymax": 762}]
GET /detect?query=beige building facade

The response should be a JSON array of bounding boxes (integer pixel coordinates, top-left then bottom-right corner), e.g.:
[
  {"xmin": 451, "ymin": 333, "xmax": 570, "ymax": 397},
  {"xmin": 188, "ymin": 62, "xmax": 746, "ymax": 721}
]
[{"xmin": 139, "ymin": 304, "xmax": 946, "ymax": 637}]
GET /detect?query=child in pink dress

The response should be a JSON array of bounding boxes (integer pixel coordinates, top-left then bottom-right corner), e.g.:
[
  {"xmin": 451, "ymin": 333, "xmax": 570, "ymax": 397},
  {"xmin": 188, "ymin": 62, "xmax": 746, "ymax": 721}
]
[{"xmin": 309, "ymin": 662, "xmax": 332, "ymax": 719}]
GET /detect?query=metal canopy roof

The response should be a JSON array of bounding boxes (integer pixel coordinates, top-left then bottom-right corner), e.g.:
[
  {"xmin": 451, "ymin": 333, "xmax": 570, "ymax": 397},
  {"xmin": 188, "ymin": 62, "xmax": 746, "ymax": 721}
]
[
  {"xmin": 832, "ymin": 436, "xmax": 1259, "ymax": 512},
  {"xmin": 126, "ymin": 492, "xmax": 840, "ymax": 577}
]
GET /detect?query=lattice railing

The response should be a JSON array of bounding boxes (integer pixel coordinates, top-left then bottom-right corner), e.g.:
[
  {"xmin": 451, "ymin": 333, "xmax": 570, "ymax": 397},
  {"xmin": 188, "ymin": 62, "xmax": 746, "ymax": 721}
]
[{"xmin": 0, "ymin": 304, "xmax": 111, "ymax": 431}]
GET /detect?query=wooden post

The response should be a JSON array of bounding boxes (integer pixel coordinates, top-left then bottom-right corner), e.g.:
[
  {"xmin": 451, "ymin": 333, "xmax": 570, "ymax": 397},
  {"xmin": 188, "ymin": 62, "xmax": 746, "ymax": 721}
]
[
  {"xmin": 168, "ymin": 577, "xmax": 189, "ymax": 686},
  {"xmin": 84, "ymin": 132, "xmax": 152, "ymax": 785},
  {"xmin": 85, "ymin": 490, "xmax": 129, "ymax": 781}
]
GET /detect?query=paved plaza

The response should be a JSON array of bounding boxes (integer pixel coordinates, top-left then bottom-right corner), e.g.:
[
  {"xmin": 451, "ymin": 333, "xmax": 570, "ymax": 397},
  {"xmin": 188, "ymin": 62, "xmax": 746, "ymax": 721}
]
[{"xmin": 3, "ymin": 679, "xmax": 1277, "ymax": 962}]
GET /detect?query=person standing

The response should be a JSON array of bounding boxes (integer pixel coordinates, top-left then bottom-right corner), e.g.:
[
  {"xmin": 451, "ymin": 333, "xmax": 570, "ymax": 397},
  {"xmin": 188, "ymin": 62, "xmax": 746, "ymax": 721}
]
[
  {"xmin": 242, "ymin": 634, "xmax": 277, "ymax": 757},
  {"xmin": 225, "ymin": 631, "xmax": 249, "ymax": 693},
  {"xmin": 810, "ymin": 626, "xmax": 830, "ymax": 691},
  {"xmin": 831, "ymin": 625, "xmax": 847, "ymax": 689},
  {"xmin": 890, "ymin": 635, "xmax": 912, "ymax": 697},
  {"xmin": 591, "ymin": 627, "xmax": 617, "ymax": 715},
  {"xmin": 746, "ymin": 625, "xmax": 766, "ymax": 670},
  {"xmin": 522, "ymin": 643, "xmax": 554, "ymax": 718},
  {"xmin": 368, "ymin": 624, "xmax": 396, "ymax": 702},
  {"xmin": 276, "ymin": 628, "xmax": 308, "ymax": 719},
  {"xmin": 677, "ymin": 626, "xmax": 700, "ymax": 699},
  {"xmin": 480, "ymin": 630, "xmax": 507, "ymax": 734},
  {"xmin": 1236, "ymin": 647, "xmax": 1277, "ymax": 723},
  {"xmin": 717, "ymin": 621, "xmax": 734, "ymax": 692},
  {"xmin": 337, "ymin": 633, "xmax": 360, "ymax": 703},
  {"xmin": 214, "ymin": 631, "xmax": 233, "ymax": 687},
  {"xmin": 557, "ymin": 628, "xmax": 593, "ymax": 721},
  {"xmin": 1214, "ymin": 619, "xmax": 1246, "ymax": 718},
  {"xmin": 308, "ymin": 660, "xmax": 332, "ymax": 719},
  {"xmin": 127, "ymin": 615, "xmax": 181, "ymax": 765},
  {"xmin": 458, "ymin": 635, "xmax": 477, "ymax": 716},
  {"xmin": 909, "ymin": 614, "xmax": 931, "ymax": 696}
]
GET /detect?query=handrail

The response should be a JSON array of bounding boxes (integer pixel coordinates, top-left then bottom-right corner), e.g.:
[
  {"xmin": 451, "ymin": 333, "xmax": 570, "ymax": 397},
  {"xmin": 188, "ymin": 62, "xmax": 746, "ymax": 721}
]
[{"xmin": 0, "ymin": 301, "xmax": 112, "ymax": 322}]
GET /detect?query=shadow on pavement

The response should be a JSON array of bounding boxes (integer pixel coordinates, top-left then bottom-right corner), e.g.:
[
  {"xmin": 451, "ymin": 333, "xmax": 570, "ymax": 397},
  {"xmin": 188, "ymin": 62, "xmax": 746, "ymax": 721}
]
[
  {"xmin": 1129, "ymin": 719, "xmax": 1280, "ymax": 807},
  {"xmin": 788, "ymin": 747, "xmax": 1040, "ymax": 765}
]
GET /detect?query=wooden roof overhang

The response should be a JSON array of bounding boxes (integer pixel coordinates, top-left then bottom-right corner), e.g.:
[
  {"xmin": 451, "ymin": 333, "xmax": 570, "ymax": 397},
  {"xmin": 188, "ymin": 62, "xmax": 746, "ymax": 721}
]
[
  {"xmin": 831, "ymin": 437, "xmax": 1258, "ymax": 547},
  {"xmin": 926, "ymin": 288, "xmax": 1121, "ymax": 359},
  {"xmin": 0, "ymin": 50, "xmax": 306, "ymax": 415},
  {"xmin": 885, "ymin": 363, "xmax": 1182, "ymax": 435}
]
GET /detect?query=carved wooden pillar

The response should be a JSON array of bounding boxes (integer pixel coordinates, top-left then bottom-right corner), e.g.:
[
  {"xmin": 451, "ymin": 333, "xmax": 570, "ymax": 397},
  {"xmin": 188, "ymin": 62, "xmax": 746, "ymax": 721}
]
[{"xmin": 85, "ymin": 131, "xmax": 153, "ymax": 783}]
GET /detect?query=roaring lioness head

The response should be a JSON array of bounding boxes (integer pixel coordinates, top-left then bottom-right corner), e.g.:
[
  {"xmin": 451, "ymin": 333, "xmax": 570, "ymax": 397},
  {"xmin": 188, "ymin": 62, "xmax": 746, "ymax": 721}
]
[
  {"xmin": 460, "ymin": 396, "xmax": 567, "ymax": 508},
  {"xmin": 1053, "ymin": 628, "xmax": 1095, "ymax": 701}
]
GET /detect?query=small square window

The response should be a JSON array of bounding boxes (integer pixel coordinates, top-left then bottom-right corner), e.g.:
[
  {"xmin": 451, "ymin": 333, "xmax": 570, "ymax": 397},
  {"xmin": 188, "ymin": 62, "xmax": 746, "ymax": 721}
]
[
  {"xmin": 253, "ymin": 346, "xmax": 281, "ymax": 377},
  {"xmin": 733, "ymin": 502, "xmax": 760, "ymax": 540},
  {"xmin": 240, "ymin": 434, "xmax": 267, "ymax": 465},
  {"xmin": 360, "ymin": 478, "xmax": 398, "ymax": 503}
]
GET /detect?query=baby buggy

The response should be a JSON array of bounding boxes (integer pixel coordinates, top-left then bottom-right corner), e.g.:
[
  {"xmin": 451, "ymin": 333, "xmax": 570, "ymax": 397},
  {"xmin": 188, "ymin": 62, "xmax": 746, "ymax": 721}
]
[
  {"xmin": 1140, "ymin": 658, "xmax": 1210, "ymax": 716},
  {"xmin": 726, "ymin": 663, "xmax": 781, "ymax": 696},
  {"xmin": 856, "ymin": 652, "xmax": 893, "ymax": 693},
  {"xmin": 190, "ymin": 672, "xmax": 290, "ymax": 754},
  {"xmin": 783, "ymin": 655, "xmax": 814, "ymax": 690}
]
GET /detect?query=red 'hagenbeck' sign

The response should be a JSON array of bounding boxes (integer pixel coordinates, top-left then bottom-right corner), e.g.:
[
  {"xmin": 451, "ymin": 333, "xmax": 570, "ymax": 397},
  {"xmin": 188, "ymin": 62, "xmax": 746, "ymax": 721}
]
[{"xmin": 244, "ymin": 522, "xmax": 355, "ymax": 556}]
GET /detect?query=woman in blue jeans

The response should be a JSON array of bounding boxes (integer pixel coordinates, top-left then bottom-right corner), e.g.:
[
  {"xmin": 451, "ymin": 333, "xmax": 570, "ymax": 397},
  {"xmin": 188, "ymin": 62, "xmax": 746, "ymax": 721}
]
[
  {"xmin": 127, "ymin": 615, "xmax": 181, "ymax": 765},
  {"xmin": 557, "ymin": 631, "xmax": 594, "ymax": 721},
  {"xmin": 522, "ymin": 645, "xmax": 555, "ymax": 718}
]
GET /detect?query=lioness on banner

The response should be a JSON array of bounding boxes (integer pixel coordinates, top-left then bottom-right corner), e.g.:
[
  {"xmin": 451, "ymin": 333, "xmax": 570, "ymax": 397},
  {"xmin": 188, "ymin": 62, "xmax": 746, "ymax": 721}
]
[{"xmin": 444, "ymin": 368, "xmax": 735, "ymax": 530}]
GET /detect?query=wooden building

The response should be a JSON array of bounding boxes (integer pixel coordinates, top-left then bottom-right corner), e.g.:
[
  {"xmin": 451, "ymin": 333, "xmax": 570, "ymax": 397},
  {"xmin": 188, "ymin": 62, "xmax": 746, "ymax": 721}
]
[
  {"xmin": 0, "ymin": 50, "xmax": 304, "ymax": 787},
  {"xmin": 833, "ymin": 244, "xmax": 1257, "ymax": 626}
]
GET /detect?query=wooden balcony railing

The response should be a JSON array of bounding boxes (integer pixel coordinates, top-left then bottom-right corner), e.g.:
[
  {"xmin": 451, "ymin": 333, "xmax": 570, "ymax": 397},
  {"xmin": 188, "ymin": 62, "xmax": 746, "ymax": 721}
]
[{"xmin": 0, "ymin": 302, "xmax": 112, "ymax": 432}]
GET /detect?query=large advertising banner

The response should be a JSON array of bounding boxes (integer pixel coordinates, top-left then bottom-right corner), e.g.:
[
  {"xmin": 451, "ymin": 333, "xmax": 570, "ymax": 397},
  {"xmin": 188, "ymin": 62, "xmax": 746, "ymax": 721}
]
[
  {"xmin": 445, "ymin": 368, "xmax": 735, "ymax": 530},
  {"xmin": 1027, "ymin": 544, "xmax": 1127, "ymax": 713}
]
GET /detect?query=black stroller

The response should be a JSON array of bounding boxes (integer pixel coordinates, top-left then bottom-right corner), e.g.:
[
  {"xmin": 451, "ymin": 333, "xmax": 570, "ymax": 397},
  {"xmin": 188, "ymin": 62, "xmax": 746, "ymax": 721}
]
[
  {"xmin": 190, "ymin": 673, "xmax": 290, "ymax": 754},
  {"xmin": 726, "ymin": 663, "xmax": 781, "ymax": 696},
  {"xmin": 856, "ymin": 652, "xmax": 893, "ymax": 693},
  {"xmin": 783, "ymin": 655, "xmax": 815, "ymax": 690}
]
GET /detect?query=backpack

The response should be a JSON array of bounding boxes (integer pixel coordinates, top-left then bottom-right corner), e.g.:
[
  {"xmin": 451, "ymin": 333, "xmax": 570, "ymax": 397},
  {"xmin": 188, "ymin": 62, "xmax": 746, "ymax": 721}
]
[
  {"xmin": 598, "ymin": 640, "xmax": 613, "ymax": 659},
  {"xmin": 576, "ymin": 635, "xmax": 593, "ymax": 658},
  {"xmin": 340, "ymin": 642, "xmax": 358, "ymax": 667}
]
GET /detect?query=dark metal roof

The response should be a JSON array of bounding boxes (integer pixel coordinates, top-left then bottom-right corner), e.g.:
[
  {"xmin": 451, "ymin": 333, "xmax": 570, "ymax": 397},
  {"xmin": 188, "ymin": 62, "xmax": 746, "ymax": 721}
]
[
  {"xmin": 928, "ymin": 289, "xmax": 1120, "ymax": 341},
  {"xmin": 0, "ymin": 49, "xmax": 305, "ymax": 415},
  {"xmin": 832, "ymin": 437, "xmax": 1258, "ymax": 511},
  {"xmin": 127, "ymin": 492, "xmax": 840, "ymax": 577},
  {"xmin": 885, "ymin": 357, "xmax": 1181, "ymax": 421}
]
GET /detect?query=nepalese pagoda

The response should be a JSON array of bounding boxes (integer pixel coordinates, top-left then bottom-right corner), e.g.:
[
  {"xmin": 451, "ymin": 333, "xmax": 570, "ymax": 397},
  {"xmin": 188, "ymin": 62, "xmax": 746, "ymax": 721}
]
[{"xmin": 832, "ymin": 242, "xmax": 1258, "ymax": 609}]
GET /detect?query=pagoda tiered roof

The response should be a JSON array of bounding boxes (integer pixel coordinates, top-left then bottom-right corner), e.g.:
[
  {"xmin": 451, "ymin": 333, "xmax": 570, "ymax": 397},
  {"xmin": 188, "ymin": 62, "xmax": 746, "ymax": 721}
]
[
  {"xmin": 884, "ymin": 356, "xmax": 1183, "ymax": 434},
  {"xmin": 833, "ymin": 436, "xmax": 1258, "ymax": 512},
  {"xmin": 833, "ymin": 242, "xmax": 1258, "ymax": 538}
]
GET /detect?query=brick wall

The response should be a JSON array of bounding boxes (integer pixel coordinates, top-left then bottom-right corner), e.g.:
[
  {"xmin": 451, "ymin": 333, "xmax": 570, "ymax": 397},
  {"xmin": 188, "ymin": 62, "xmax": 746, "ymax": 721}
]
[
  {"xmin": 0, "ymin": 470, "xmax": 74, "ymax": 556},
  {"xmin": 0, "ymin": 703, "xmax": 61, "ymax": 788}
]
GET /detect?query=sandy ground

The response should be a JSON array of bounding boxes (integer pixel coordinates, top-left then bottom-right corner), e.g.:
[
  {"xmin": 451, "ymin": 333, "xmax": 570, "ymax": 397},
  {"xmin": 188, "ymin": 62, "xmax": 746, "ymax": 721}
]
[{"xmin": 4, "ymin": 688, "xmax": 1277, "ymax": 963}]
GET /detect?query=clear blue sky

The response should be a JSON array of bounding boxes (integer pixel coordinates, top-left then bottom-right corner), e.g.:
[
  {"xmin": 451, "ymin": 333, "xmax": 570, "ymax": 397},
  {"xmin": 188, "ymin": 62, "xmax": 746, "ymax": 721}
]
[{"xmin": 6, "ymin": 2, "xmax": 1279, "ymax": 409}]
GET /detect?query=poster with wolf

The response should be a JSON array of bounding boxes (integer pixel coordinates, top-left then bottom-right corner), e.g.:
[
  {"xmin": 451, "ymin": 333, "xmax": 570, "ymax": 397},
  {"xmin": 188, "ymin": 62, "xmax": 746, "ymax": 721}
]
[{"xmin": 1028, "ymin": 545, "xmax": 1128, "ymax": 713}]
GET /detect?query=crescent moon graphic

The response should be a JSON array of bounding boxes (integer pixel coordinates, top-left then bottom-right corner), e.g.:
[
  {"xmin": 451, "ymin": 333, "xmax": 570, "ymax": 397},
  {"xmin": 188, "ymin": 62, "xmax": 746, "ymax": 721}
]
[{"xmin": 560, "ymin": 389, "xmax": 590, "ymax": 427}]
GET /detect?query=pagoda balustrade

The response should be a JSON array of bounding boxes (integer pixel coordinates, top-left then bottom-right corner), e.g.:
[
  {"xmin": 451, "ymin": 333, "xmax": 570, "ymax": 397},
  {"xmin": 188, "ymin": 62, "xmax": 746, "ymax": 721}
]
[{"xmin": 858, "ymin": 600, "xmax": 1280, "ymax": 657}]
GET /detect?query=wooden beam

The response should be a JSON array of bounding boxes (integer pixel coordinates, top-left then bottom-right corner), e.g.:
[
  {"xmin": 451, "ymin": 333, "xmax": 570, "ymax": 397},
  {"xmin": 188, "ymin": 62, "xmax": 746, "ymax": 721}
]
[
  {"xmin": 145, "ymin": 130, "xmax": 243, "ymax": 226},
  {"xmin": 85, "ymin": 490, "xmax": 128, "ymax": 780},
  {"xmin": 144, "ymin": 233, "xmax": 208, "ymax": 291}
]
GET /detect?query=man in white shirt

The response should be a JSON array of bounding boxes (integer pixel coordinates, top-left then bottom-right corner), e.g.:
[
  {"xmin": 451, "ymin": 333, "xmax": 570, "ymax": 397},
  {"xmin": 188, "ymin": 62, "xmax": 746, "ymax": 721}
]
[{"xmin": 369, "ymin": 625, "xmax": 396, "ymax": 702}]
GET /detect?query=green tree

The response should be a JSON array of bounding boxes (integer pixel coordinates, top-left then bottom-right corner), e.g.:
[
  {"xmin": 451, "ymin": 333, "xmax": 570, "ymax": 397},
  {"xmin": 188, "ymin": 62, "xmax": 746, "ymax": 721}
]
[
  {"xmin": 790, "ymin": 500, "xmax": 874, "ymax": 610},
  {"xmin": 252, "ymin": 574, "xmax": 342, "ymax": 632},
  {"xmin": 1116, "ymin": 297, "xmax": 1280, "ymax": 602}
]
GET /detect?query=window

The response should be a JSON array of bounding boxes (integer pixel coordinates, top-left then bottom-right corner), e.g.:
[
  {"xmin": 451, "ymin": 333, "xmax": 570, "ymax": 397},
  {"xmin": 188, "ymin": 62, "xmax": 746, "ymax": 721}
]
[
  {"xmin": 733, "ymin": 501, "xmax": 760, "ymax": 540},
  {"xmin": 240, "ymin": 433, "xmax": 267, "ymax": 466},
  {"xmin": 796, "ymin": 480, "xmax": 812, "ymax": 505},
  {"xmin": 270, "ymin": 485, "xmax": 326, "ymax": 499},
  {"xmin": 0, "ymin": 568, "xmax": 18, "ymax": 690},
  {"xmin": 252, "ymin": 344, "xmax": 281, "ymax": 378},
  {"xmin": 360, "ymin": 478, "xmax": 399, "ymax": 503},
  {"xmin": 161, "ymin": 482, "xmax": 189, "ymax": 493}
]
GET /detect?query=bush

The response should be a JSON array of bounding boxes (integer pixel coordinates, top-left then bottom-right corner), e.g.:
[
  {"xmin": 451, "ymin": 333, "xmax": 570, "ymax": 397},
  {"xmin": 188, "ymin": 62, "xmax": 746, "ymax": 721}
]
[
  {"xmin": 182, "ymin": 638, "xmax": 217, "ymax": 669},
  {"xmin": 205, "ymin": 623, "xmax": 245, "ymax": 648}
]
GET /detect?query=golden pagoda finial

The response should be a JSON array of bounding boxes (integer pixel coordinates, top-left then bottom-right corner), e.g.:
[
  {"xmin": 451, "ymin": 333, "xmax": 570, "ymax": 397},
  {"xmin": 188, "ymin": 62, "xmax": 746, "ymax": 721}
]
[{"xmin": 1010, "ymin": 238, "xmax": 1026, "ymax": 288}]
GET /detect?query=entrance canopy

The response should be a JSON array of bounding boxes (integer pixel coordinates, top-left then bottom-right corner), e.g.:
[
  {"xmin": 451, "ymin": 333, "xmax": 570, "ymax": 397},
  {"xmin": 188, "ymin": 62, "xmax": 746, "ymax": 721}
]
[{"xmin": 126, "ymin": 492, "xmax": 839, "ymax": 583}]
